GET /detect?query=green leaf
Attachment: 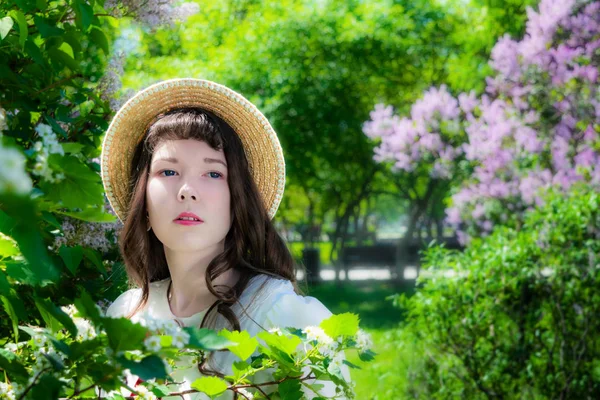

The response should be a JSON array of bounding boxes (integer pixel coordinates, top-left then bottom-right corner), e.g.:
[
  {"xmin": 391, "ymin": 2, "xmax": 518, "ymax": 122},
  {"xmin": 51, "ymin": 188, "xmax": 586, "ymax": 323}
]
[
  {"xmin": 103, "ymin": 317, "xmax": 148, "ymax": 352},
  {"xmin": 74, "ymin": 290, "xmax": 102, "ymax": 324},
  {"xmin": 42, "ymin": 351, "xmax": 65, "ymax": 370},
  {"xmin": 358, "ymin": 349, "xmax": 376, "ymax": 362},
  {"xmin": 319, "ymin": 313, "xmax": 360, "ymax": 338},
  {"xmin": 0, "ymin": 348, "xmax": 29, "ymax": 382},
  {"xmin": 36, "ymin": 0, "xmax": 48, "ymax": 11},
  {"xmin": 184, "ymin": 327, "xmax": 235, "ymax": 351},
  {"xmin": 9, "ymin": 11, "xmax": 27, "ymax": 49},
  {"xmin": 34, "ymin": 297, "xmax": 78, "ymax": 337},
  {"xmin": 0, "ymin": 16, "xmax": 14, "ymax": 40},
  {"xmin": 1, "ymin": 296, "xmax": 20, "ymax": 341},
  {"xmin": 45, "ymin": 115, "xmax": 68, "ymax": 138},
  {"xmin": 56, "ymin": 205, "xmax": 117, "ymax": 223},
  {"xmin": 33, "ymin": 15, "xmax": 64, "ymax": 38},
  {"xmin": 257, "ymin": 330, "xmax": 302, "ymax": 356},
  {"xmin": 48, "ymin": 47, "xmax": 80, "ymax": 72},
  {"xmin": 40, "ymin": 211, "xmax": 62, "ymax": 229},
  {"xmin": 73, "ymin": 0, "xmax": 94, "ymax": 30},
  {"xmin": 30, "ymin": 374, "xmax": 63, "ymax": 400},
  {"xmin": 42, "ymin": 155, "xmax": 104, "ymax": 209},
  {"xmin": 83, "ymin": 247, "xmax": 106, "ymax": 272},
  {"xmin": 218, "ymin": 330, "xmax": 258, "ymax": 361},
  {"xmin": 0, "ymin": 201, "xmax": 60, "ymax": 286},
  {"xmin": 0, "ymin": 232, "xmax": 19, "ymax": 257},
  {"xmin": 278, "ymin": 379, "xmax": 303, "ymax": 400},
  {"xmin": 61, "ymin": 142, "xmax": 85, "ymax": 154},
  {"xmin": 342, "ymin": 359, "xmax": 361, "ymax": 369},
  {"xmin": 191, "ymin": 376, "xmax": 228, "ymax": 397},
  {"xmin": 59, "ymin": 245, "xmax": 83, "ymax": 275},
  {"xmin": 118, "ymin": 355, "xmax": 168, "ymax": 381},
  {"xmin": 151, "ymin": 384, "xmax": 171, "ymax": 397},
  {"xmin": 90, "ymin": 26, "xmax": 109, "ymax": 56},
  {"xmin": 0, "ymin": 269, "xmax": 10, "ymax": 292},
  {"xmin": 62, "ymin": 32, "xmax": 82, "ymax": 59},
  {"xmin": 24, "ymin": 38, "xmax": 48, "ymax": 67}
]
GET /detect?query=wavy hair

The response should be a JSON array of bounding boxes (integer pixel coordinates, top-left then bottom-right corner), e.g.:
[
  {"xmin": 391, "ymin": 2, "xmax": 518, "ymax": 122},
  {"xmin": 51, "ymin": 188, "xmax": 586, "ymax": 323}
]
[{"xmin": 117, "ymin": 107, "xmax": 301, "ymax": 375}]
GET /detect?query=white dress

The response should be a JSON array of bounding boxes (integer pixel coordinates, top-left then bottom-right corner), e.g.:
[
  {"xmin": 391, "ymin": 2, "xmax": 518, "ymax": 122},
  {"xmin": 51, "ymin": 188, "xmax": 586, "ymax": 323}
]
[{"xmin": 103, "ymin": 273, "xmax": 351, "ymax": 399}]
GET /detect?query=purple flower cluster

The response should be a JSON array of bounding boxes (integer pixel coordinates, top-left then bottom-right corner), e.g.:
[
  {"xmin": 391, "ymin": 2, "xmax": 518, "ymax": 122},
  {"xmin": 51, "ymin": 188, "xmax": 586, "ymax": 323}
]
[
  {"xmin": 103, "ymin": 0, "xmax": 200, "ymax": 30},
  {"xmin": 364, "ymin": 0, "xmax": 600, "ymax": 245},
  {"xmin": 363, "ymin": 85, "xmax": 464, "ymax": 179},
  {"xmin": 52, "ymin": 195, "xmax": 123, "ymax": 254}
]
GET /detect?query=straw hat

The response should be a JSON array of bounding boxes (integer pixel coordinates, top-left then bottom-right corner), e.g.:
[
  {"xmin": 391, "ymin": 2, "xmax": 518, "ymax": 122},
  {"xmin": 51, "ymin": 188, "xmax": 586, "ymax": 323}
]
[{"xmin": 100, "ymin": 78, "xmax": 285, "ymax": 223}]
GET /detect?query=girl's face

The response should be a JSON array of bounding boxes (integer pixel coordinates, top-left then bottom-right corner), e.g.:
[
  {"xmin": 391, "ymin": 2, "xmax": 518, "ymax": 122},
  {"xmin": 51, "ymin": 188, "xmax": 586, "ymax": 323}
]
[{"xmin": 146, "ymin": 139, "xmax": 231, "ymax": 253}]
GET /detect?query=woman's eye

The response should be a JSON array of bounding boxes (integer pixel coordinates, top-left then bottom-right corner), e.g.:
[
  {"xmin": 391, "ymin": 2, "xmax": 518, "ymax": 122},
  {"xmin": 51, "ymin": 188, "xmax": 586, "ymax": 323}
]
[
  {"xmin": 208, "ymin": 171, "xmax": 223, "ymax": 179},
  {"xmin": 159, "ymin": 170, "xmax": 177, "ymax": 177}
]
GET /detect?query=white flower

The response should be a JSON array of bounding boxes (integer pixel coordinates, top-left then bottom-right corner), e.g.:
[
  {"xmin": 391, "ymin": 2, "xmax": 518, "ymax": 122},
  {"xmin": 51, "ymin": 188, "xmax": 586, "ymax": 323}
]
[
  {"xmin": 135, "ymin": 385, "xmax": 157, "ymax": 400},
  {"xmin": 4, "ymin": 342, "xmax": 18, "ymax": 352},
  {"xmin": 144, "ymin": 335, "xmax": 162, "ymax": 352},
  {"xmin": 170, "ymin": 330, "xmax": 190, "ymax": 349},
  {"xmin": 0, "ymin": 142, "xmax": 32, "ymax": 195},
  {"xmin": 61, "ymin": 304, "xmax": 77, "ymax": 317},
  {"xmin": 32, "ymin": 334, "xmax": 48, "ymax": 349},
  {"xmin": 237, "ymin": 387, "xmax": 254, "ymax": 399},
  {"xmin": 0, "ymin": 107, "xmax": 7, "ymax": 133},
  {"xmin": 75, "ymin": 318, "xmax": 96, "ymax": 340},
  {"xmin": 0, "ymin": 382, "xmax": 16, "ymax": 400},
  {"xmin": 320, "ymin": 340, "xmax": 338, "ymax": 358},
  {"xmin": 302, "ymin": 326, "xmax": 333, "ymax": 345},
  {"xmin": 355, "ymin": 329, "xmax": 373, "ymax": 352},
  {"xmin": 268, "ymin": 327, "xmax": 282, "ymax": 336}
]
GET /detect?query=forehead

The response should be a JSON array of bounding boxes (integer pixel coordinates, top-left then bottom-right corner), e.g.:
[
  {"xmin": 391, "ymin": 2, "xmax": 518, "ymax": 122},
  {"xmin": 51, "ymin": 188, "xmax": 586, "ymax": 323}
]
[{"xmin": 152, "ymin": 139, "xmax": 225, "ymax": 161}]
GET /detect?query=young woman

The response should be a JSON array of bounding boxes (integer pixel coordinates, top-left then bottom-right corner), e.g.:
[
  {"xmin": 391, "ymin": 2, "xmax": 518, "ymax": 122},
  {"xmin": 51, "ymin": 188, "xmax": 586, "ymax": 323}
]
[{"xmin": 100, "ymin": 79, "xmax": 350, "ymax": 399}]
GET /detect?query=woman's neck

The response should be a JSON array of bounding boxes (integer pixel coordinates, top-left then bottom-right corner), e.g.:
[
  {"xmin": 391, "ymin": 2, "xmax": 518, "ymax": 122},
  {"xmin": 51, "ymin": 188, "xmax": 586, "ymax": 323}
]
[{"xmin": 164, "ymin": 243, "xmax": 239, "ymax": 318}]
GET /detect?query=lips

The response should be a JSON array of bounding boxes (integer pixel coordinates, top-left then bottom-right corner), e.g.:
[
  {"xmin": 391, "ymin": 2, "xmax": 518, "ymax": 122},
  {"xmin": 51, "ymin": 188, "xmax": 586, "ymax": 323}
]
[{"xmin": 174, "ymin": 212, "xmax": 204, "ymax": 222}]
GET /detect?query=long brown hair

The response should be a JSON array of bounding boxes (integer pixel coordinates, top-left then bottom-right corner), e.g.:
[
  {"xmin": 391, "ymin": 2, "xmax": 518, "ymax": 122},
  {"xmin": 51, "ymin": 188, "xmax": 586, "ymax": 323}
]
[{"xmin": 118, "ymin": 107, "xmax": 301, "ymax": 336}]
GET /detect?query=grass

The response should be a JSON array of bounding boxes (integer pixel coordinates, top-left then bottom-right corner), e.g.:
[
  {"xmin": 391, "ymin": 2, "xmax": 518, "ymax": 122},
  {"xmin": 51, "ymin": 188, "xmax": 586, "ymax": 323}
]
[{"xmin": 305, "ymin": 281, "xmax": 415, "ymax": 398}]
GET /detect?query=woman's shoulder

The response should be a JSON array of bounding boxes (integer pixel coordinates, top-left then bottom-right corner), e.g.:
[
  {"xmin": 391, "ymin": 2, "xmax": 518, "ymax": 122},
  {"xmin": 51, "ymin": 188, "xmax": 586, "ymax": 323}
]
[
  {"xmin": 239, "ymin": 274, "xmax": 332, "ymax": 332},
  {"xmin": 104, "ymin": 287, "xmax": 143, "ymax": 319}
]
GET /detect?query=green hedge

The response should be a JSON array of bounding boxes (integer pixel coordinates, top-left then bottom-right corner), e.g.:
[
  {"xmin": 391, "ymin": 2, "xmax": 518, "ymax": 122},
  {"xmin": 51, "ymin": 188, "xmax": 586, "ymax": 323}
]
[{"xmin": 392, "ymin": 182, "xmax": 600, "ymax": 399}]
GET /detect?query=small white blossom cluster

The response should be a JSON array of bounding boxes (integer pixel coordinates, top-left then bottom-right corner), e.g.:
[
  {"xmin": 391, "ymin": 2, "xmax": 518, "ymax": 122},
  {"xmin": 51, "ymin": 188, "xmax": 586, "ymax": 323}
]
[
  {"xmin": 60, "ymin": 304, "xmax": 97, "ymax": 341},
  {"xmin": 27, "ymin": 327, "xmax": 69, "ymax": 385},
  {"xmin": 302, "ymin": 326, "xmax": 339, "ymax": 358},
  {"xmin": 134, "ymin": 385, "xmax": 158, "ymax": 400},
  {"xmin": 0, "ymin": 141, "xmax": 33, "ymax": 195},
  {"xmin": 103, "ymin": 0, "xmax": 200, "ymax": 30},
  {"xmin": 136, "ymin": 313, "xmax": 190, "ymax": 350},
  {"xmin": 0, "ymin": 382, "xmax": 16, "ymax": 400},
  {"xmin": 267, "ymin": 327, "xmax": 282, "ymax": 336},
  {"xmin": 0, "ymin": 107, "xmax": 7, "ymax": 133},
  {"xmin": 32, "ymin": 123, "xmax": 65, "ymax": 183},
  {"xmin": 355, "ymin": 329, "xmax": 373, "ymax": 352}
]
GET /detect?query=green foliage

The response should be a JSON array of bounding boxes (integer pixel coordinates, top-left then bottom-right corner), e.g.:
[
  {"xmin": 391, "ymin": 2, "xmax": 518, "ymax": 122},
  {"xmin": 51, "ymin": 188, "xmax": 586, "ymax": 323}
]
[{"xmin": 393, "ymin": 182, "xmax": 600, "ymax": 398}]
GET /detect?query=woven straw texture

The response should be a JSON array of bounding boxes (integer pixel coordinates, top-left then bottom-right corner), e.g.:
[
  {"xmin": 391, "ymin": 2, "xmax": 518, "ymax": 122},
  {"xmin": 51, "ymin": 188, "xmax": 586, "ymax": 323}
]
[{"xmin": 101, "ymin": 78, "xmax": 285, "ymax": 223}]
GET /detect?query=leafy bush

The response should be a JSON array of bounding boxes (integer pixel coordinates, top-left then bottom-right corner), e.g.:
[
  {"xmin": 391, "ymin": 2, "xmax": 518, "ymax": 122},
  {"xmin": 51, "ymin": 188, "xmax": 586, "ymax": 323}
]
[{"xmin": 392, "ymin": 182, "xmax": 600, "ymax": 399}]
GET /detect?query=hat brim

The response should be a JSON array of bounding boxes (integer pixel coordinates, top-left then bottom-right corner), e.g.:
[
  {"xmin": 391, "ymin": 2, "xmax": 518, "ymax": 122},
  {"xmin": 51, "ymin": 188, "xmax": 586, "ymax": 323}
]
[{"xmin": 101, "ymin": 78, "xmax": 285, "ymax": 223}]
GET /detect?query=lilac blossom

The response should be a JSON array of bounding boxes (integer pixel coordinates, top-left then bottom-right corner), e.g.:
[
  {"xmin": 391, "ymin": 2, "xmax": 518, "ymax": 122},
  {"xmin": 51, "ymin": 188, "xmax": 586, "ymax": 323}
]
[
  {"xmin": 364, "ymin": 0, "xmax": 600, "ymax": 246},
  {"xmin": 103, "ymin": 0, "xmax": 200, "ymax": 30}
]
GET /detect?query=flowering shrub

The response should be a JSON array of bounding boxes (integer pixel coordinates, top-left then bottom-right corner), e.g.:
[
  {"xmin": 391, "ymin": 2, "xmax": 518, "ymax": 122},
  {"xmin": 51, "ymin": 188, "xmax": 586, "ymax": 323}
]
[
  {"xmin": 390, "ymin": 182, "xmax": 600, "ymax": 398},
  {"xmin": 0, "ymin": 297, "xmax": 373, "ymax": 399},
  {"xmin": 363, "ymin": 0, "xmax": 600, "ymax": 245},
  {"xmin": 1, "ymin": 2, "xmax": 374, "ymax": 400}
]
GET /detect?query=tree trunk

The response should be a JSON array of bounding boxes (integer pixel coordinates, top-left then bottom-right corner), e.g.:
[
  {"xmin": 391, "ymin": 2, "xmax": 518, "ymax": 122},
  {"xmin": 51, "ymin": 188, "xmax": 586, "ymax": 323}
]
[{"xmin": 436, "ymin": 217, "xmax": 444, "ymax": 240}]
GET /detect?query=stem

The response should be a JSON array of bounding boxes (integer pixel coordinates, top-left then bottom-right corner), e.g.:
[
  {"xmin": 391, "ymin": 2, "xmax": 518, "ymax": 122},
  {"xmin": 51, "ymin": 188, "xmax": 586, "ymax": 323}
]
[{"xmin": 17, "ymin": 367, "xmax": 52, "ymax": 400}]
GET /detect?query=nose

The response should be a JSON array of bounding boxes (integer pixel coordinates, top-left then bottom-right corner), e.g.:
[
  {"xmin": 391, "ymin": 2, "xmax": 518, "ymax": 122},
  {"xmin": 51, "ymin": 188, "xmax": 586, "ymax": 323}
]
[{"xmin": 178, "ymin": 183, "xmax": 197, "ymax": 201}]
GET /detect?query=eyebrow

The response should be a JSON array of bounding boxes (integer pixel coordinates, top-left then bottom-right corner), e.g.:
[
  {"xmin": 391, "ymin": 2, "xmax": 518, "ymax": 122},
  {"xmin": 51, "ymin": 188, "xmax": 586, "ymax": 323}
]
[{"xmin": 153, "ymin": 157, "xmax": 227, "ymax": 168}]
